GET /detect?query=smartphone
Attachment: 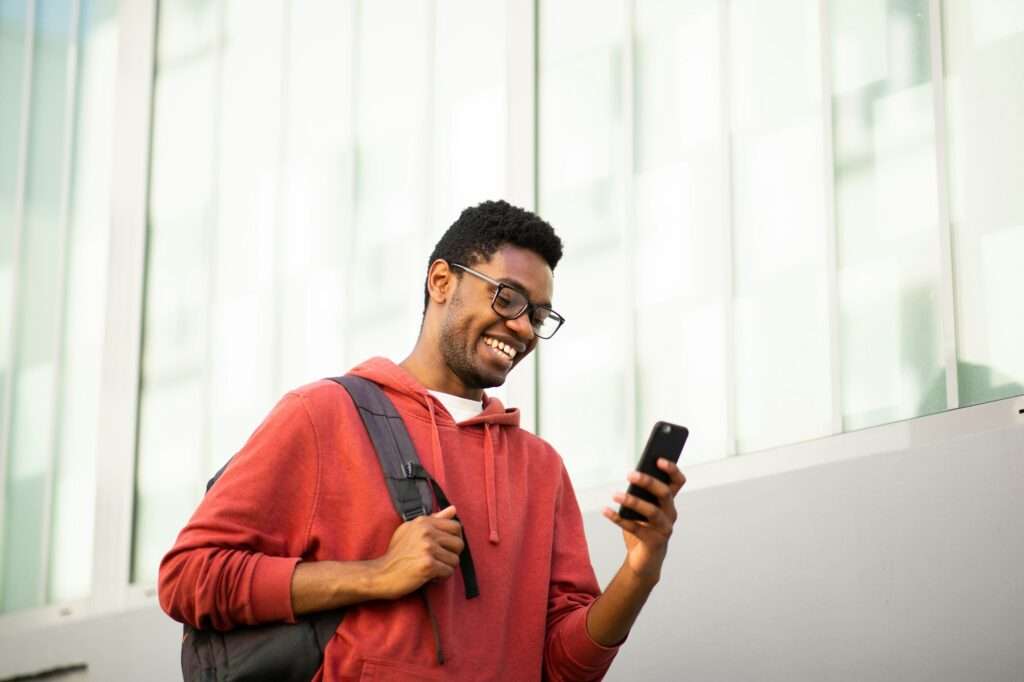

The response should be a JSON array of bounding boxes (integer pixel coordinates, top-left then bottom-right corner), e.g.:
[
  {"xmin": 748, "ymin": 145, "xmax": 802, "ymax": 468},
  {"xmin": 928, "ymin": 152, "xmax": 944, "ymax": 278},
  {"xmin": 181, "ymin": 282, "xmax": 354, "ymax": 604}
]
[{"xmin": 618, "ymin": 421, "xmax": 688, "ymax": 522}]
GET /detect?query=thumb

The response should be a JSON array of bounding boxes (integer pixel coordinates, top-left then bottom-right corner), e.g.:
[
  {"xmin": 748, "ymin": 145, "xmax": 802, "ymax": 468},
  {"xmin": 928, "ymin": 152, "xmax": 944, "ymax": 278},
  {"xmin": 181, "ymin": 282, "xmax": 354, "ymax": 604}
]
[{"xmin": 432, "ymin": 505, "xmax": 457, "ymax": 519}]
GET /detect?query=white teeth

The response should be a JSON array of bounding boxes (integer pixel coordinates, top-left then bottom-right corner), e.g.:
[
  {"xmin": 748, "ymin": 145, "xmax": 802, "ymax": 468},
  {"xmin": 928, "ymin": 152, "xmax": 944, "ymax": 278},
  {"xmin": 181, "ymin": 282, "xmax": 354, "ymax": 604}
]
[{"xmin": 484, "ymin": 336, "xmax": 516, "ymax": 360}]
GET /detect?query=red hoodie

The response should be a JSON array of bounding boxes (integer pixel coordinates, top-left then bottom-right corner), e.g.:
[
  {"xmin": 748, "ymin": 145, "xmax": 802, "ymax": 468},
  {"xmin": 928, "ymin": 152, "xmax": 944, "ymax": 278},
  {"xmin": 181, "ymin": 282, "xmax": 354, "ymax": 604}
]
[{"xmin": 159, "ymin": 357, "xmax": 620, "ymax": 681}]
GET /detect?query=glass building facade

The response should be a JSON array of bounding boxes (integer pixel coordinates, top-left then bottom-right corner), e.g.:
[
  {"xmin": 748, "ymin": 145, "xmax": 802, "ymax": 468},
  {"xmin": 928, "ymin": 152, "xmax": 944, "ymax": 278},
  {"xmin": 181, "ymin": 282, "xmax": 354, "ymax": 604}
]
[{"xmin": 0, "ymin": 0, "xmax": 1022, "ymax": 618}]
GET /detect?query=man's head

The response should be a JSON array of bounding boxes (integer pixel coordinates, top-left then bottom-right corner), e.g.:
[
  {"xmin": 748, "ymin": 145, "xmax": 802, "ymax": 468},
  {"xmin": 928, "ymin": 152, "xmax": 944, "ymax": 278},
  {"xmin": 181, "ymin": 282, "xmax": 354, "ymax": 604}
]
[{"xmin": 419, "ymin": 200, "xmax": 564, "ymax": 395}]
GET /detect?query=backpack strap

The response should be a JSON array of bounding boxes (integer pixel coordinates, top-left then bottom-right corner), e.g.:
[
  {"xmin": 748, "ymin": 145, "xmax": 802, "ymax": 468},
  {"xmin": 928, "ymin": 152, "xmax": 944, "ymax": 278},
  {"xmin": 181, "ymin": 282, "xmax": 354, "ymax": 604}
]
[
  {"xmin": 330, "ymin": 375, "xmax": 433, "ymax": 522},
  {"xmin": 328, "ymin": 375, "xmax": 479, "ymax": 601}
]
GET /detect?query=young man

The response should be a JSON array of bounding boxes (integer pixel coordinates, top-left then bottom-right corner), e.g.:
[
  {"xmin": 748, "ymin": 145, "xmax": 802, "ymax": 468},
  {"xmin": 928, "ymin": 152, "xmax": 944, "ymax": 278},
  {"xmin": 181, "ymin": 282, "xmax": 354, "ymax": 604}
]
[{"xmin": 159, "ymin": 200, "xmax": 685, "ymax": 681}]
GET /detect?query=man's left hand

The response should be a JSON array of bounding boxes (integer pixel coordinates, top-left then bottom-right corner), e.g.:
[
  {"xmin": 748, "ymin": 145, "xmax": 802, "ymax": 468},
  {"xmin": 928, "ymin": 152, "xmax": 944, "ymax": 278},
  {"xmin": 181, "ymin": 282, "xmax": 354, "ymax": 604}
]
[{"xmin": 603, "ymin": 458, "xmax": 686, "ymax": 583}]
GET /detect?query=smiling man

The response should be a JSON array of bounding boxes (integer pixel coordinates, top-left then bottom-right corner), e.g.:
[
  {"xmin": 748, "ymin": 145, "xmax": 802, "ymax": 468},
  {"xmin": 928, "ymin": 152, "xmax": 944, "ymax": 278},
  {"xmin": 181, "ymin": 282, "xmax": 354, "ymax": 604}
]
[{"xmin": 159, "ymin": 200, "xmax": 685, "ymax": 681}]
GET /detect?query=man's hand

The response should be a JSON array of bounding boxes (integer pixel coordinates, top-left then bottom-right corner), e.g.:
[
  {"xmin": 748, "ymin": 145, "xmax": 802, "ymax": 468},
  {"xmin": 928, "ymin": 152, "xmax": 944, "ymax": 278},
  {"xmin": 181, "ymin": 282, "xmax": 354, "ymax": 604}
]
[
  {"xmin": 372, "ymin": 505, "xmax": 465, "ymax": 600},
  {"xmin": 290, "ymin": 506, "xmax": 464, "ymax": 616},
  {"xmin": 603, "ymin": 458, "xmax": 686, "ymax": 583},
  {"xmin": 585, "ymin": 459, "xmax": 686, "ymax": 646}
]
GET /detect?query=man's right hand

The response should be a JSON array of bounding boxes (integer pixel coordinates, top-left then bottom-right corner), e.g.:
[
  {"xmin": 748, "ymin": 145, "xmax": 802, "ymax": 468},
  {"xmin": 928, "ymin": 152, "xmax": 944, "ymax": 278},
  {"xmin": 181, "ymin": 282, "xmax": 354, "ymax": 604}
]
[
  {"xmin": 290, "ymin": 505, "xmax": 465, "ymax": 616},
  {"xmin": 372, "ymin": 505, "xmax": 465, "ymax": 600}
]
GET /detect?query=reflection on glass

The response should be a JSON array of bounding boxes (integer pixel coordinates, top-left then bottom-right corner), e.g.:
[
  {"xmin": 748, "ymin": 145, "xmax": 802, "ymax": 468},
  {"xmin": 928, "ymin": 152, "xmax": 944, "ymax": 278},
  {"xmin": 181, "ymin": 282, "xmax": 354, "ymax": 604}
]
[
  {"xmin": 829, "ymin": 0, "xmax": 946, "ymax": 430},
  {"xmin": 731, "ymin": 0, "xmax": 832, "ymax": 452},
  {"xmin": 539, "ymin": 0, "xmax": 628, "ymax": 488},
  {"xmin": 943, "ymin": 0, "xmax": 1024, "ymax": 405}
]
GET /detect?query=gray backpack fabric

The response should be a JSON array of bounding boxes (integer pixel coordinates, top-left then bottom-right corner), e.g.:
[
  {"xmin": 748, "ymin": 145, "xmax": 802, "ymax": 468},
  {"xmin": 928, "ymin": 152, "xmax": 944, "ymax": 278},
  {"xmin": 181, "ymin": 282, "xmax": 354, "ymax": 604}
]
[{"xmin": 180, "ymin": 374, "xmax": 478, "ymax": 681}]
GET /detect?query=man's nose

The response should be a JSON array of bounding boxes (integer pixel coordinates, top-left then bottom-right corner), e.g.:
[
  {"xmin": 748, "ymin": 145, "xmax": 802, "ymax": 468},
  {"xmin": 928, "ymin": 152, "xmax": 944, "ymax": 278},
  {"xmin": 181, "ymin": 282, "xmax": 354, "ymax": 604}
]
[{"xmin": 504, "ymin": 313, "xmax": 535, "ymax": 344}]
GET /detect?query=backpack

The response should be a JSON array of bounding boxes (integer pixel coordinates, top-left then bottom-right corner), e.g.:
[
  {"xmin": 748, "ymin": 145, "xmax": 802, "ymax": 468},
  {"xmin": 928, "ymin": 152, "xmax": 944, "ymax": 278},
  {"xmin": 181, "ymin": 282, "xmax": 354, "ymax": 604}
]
[{"xmin": 180, "ymin": 374, "xmax": 479, "ymax": 681}]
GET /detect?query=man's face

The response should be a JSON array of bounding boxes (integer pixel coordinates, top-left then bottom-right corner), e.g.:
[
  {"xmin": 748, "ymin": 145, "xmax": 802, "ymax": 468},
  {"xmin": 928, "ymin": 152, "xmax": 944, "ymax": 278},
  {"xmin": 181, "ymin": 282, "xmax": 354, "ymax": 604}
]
[{"xmin": 438, "ymin": 245, "xmax": 555, "ymax": 391}]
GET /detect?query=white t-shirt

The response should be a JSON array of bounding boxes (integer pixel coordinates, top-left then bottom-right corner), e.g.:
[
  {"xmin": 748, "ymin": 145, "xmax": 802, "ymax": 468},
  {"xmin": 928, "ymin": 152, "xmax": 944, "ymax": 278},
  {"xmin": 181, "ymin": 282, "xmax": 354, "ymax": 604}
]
[{"xmin": 428, "ymin": 390, "xmax": 484, "ymax": 423}]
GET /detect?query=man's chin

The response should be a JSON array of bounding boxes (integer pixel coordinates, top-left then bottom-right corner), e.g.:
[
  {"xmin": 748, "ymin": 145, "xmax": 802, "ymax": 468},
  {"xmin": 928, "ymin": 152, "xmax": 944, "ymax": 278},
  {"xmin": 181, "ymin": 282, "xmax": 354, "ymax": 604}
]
[
  {"xmin": 473, "ymin": 360, "xmax": 513, "ymax": 390},
  {"xmin": 469, "ymin": 366, "xmax": 507, "ymax": 390}
]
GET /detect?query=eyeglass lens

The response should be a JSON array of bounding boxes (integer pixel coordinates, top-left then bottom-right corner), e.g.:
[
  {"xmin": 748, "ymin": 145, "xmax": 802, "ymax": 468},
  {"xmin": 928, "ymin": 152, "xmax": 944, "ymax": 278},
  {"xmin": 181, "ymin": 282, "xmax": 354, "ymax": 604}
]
[{"xmin": 493, "ymin": 287, "xmax": 561, "ymax": 337}]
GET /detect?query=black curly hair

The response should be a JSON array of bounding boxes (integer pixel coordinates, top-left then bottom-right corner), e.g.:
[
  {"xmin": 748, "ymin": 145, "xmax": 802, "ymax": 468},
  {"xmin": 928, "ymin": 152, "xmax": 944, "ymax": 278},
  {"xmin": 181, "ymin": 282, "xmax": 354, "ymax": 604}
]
[{"xmin": 423, "ymin": 200, "xmax": 563, "ymax": 312}]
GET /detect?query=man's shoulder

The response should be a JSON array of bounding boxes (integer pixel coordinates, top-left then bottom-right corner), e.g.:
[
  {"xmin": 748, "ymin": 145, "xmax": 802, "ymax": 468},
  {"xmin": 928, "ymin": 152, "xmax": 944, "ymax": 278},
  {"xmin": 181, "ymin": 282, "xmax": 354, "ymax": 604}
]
[
  {"xmin": 281, "ymin": 377, "xmax": 354, "ymax": 416},
  {"xmin": 504, "ymin": 426, "xmax": 566, "ymax": 467}
]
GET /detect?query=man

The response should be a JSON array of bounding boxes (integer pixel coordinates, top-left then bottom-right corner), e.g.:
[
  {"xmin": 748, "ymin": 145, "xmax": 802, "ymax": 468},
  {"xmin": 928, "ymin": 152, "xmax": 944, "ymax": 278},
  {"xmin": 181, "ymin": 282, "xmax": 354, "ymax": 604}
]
[{"xmin": 159, "ymin": 200, "xmax": 685, "ymax": 681}]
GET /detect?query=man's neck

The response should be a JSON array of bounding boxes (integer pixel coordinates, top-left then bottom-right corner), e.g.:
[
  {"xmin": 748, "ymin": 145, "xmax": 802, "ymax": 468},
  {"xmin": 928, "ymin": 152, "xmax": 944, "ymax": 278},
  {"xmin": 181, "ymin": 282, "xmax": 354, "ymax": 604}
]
[{"xmin": 399, "ymin": 348, "xmax": 483, "ymax": 401}]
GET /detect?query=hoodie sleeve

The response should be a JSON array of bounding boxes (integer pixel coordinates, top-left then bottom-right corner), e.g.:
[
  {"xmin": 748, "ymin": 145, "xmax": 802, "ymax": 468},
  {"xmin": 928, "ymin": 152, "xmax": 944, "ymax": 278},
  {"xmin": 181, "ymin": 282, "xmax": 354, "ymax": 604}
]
[
  {"xmin": 543, "ymin": 464, "xmax": 621, "ymax": 681},
  {"xmin": 158, "ymin": 392, "xmax": 320, "ymax": 631}
]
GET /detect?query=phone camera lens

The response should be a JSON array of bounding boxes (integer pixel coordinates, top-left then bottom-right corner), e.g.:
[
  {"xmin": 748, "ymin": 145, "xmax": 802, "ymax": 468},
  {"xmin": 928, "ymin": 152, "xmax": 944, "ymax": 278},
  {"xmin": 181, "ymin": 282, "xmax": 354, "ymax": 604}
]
[{"xmin": 661, "ymin": 424, "xmax": 671, "ymax": 434}]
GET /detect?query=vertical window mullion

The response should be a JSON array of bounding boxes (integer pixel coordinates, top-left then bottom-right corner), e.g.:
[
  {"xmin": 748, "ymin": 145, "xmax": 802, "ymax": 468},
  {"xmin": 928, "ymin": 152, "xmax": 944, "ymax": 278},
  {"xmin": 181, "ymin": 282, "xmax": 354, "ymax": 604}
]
[
  {"xmin": 341, "ymin": 0, "xmax": 361, "ymax": 369},
  {"xmin": 623, "ymin": 0, "xmax": 637, "ymax": 460},
  {"xmin": 504, "ymin": 0, "xmax": 539, "ymax": 433},
  {"xmin": 91, "ymin": 0, "xmax": 156, "ymax": 610},
  {"xmin": 270, "ymin": 0, "xmax": 291, "ymax": 398},
  {"xmin": 818, "ymin": 0, "xmax": 842, "ymax": 435},
  {"xmin": 199, "ymin": 0, "xmax": 227, "ymax": 488},
  {"xmin": 39, "ymin": 0, "xmax": 83, "ymax": 605},
  {"xmin": 928, "ymin": 0, "xmax": 959, "ymax": 410},
  {"xmin": 719, "ymin": 0, "xmax": 737, "ymax": 457}
]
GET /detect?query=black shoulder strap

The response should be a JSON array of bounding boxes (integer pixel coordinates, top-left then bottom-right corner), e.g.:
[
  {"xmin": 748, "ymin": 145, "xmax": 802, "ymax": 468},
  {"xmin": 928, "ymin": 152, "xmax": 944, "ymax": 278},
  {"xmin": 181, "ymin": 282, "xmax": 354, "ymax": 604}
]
[
  {"xmin": 329, "ymin": 375, "xmax": 434, "ymax": 522},
  {"xmin": 328, "ymin": 375, "xmax": 479, "ymax": 601}
]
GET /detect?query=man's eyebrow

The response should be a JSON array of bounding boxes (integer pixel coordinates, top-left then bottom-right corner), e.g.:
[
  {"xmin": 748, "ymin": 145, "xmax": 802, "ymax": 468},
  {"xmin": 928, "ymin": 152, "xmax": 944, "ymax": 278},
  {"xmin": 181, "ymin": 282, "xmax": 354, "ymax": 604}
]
[{"xmin": 497, "ymin": 277, "xmax": 552, "ymax": 307}]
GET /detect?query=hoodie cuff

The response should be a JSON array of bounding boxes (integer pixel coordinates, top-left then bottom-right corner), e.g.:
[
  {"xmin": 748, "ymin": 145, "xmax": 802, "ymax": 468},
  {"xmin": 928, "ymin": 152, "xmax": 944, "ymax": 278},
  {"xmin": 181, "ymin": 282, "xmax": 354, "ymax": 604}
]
[
  {"xmin": 559, "ymin": 602, "xmax": 623, "ymax": 671},
  {"xmin": 250, "ymin": 554, "xmax": 301, "ymax": 624}
]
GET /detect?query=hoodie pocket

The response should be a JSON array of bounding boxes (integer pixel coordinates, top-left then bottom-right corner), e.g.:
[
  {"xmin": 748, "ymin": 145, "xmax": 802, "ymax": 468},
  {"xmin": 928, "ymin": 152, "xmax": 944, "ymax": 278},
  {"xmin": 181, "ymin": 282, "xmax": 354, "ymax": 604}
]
[{"xmin": 358, "ymin": 657, "xmax": 443, "ymax": 682}]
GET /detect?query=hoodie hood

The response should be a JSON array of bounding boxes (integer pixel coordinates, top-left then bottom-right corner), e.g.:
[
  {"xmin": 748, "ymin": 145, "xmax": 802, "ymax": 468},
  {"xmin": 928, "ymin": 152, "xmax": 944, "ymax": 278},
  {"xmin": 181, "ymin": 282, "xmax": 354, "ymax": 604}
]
[{"xmin": 348, "ymin": 356, "xmax": 519, "ymax": 544}]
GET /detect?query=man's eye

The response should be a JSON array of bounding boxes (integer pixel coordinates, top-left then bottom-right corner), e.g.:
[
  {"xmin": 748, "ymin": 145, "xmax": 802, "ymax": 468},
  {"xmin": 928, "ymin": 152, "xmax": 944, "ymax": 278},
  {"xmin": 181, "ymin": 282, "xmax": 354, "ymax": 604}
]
[{"xmin": 496, "ymin": 294, "xmax": 515, "ymax": 308}]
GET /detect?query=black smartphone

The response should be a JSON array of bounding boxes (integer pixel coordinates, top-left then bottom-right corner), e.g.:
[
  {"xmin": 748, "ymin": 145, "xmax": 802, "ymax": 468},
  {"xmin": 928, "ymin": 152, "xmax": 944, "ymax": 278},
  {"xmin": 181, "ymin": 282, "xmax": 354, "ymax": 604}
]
[{"xmin": 618, "ymin": 421, "xmax": 688, "ymax": 522}]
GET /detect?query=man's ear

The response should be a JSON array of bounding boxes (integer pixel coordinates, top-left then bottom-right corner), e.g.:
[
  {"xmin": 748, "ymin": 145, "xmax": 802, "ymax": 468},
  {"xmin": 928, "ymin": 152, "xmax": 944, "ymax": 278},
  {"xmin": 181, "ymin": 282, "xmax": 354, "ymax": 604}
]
[{"xmin": 426, "ymin": 259, "xmax": 455, "ymax": 305}]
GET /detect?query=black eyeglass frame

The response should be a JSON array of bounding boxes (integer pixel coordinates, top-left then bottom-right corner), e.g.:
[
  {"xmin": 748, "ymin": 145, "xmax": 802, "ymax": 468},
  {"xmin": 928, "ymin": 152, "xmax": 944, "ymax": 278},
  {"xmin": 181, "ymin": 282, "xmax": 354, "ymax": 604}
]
[{"xmin": 449, "ymin": 262, "xmax": 565, "ymax": 339}]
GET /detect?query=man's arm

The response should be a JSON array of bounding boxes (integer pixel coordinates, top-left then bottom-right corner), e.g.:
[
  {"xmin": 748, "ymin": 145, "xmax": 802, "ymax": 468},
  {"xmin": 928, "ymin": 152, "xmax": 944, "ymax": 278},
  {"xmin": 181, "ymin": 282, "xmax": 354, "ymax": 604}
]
[
  {"xmin": 587, "ymin": 458, "xmax": 686, "ymax": 646},
  {"xmin": 290, "ymin": 505, "xmax": 464, "ymax": 615}
]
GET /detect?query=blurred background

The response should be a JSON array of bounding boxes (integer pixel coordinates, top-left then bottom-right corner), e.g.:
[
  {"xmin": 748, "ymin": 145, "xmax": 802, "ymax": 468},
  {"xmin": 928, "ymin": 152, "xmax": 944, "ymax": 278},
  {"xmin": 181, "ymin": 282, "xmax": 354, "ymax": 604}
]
[{"xmin": 0, "ymin": 0, "xmax": 1022, "ymax": 680}]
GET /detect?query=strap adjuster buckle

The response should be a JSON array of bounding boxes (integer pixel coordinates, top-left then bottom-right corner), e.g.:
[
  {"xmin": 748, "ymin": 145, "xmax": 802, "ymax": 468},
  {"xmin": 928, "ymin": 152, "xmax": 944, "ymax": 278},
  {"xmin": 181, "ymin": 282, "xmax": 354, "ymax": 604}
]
[{"xmin": 403, "ymin": 461, "xmax": 429, "ymax": 480}]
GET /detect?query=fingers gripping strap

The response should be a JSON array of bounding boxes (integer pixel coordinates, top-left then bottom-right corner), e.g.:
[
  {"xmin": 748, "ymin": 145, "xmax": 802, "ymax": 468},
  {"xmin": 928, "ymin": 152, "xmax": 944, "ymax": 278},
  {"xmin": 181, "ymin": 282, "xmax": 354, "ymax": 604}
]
[{"xmin": 429, "ymin": 478, "xmax": 480, "ymax": 600}]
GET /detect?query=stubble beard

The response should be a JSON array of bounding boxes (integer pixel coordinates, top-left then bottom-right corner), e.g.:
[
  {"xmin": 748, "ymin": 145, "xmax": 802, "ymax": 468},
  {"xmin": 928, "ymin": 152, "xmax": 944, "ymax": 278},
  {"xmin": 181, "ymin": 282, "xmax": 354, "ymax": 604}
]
[{"xmin": 438, "ymin": 294, "xmax": 504, "ymax": 391}]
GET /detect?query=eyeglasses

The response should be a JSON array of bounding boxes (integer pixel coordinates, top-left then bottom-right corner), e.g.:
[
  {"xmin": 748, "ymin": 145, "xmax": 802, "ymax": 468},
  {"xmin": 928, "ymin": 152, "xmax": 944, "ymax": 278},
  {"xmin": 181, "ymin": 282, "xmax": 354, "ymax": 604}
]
[{"xmin": 450, "ymin": 262, "xmax": 565, "ymax": 340}]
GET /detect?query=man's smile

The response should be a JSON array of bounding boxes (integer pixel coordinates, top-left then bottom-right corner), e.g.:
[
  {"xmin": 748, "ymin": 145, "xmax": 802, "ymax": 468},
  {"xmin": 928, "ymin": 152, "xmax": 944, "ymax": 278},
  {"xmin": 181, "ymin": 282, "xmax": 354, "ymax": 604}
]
[{"xmin": 480, "ymin": 334, "xmax": 517, "ymax": 367}]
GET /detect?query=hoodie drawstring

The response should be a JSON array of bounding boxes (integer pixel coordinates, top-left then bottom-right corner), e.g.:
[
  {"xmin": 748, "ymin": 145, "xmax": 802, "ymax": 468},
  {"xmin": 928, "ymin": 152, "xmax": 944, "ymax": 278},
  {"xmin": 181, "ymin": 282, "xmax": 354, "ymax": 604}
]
[
  {"xmin": 483, "ymin": 423, "xmax": 500, "ymax": 544},
  {"xmin": 424, "ymin": 399, "xmax": 447, "ymax": 489}
]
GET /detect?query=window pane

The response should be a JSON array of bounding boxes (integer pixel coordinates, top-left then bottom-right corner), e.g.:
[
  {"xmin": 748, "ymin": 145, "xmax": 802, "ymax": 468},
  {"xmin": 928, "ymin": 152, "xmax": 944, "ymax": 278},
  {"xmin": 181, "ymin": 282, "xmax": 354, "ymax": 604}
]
[
  {"xmin": 433, "ymin": 0, "xmax": 507, "ymax": 226},
  {"xmin": 634, "ymin": 0, "xmax": 730, "ymax": 465},
  {"xmin": 348, "ymin": 0, "xmax": 433, "ymax": 364},
  {"xmin": 943, "ymin": 0, "xmax": 1024, "ymax": 405},
  {"xmin": 48, "ymin": 0, "xmax": 117, "ymax": 605},
  {"xmin": 2, "ymin": 0, "xmax": 75, "ymax": 613},
  {"xmin": 133, "ymin": 0, "xmax": 224, "ymax": 584},
  {"xmin": 731, "ymin": 0, "xmax": 832, "ymax": 452},
  {"xmin": 829, "ymin": 0, "xmax": 946, "ymax": 431},
  {"xmin": 277, "ymin": 0, "xmax": 354, "ymax": 389},
  {"xmin": 538, "ymin": 0, "xmax": 629, "ymax": 488},
  {"xmin": 0, "ymin": 0, "xmax": 28, "ymax": 400},
  {"xmin": 1, "ymin": 0, "xmax": 113, "ymax": 612}
]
